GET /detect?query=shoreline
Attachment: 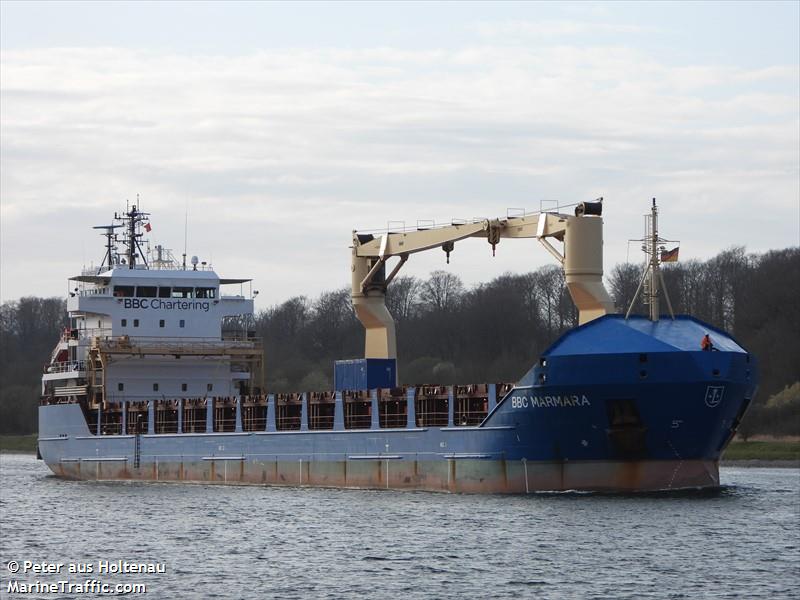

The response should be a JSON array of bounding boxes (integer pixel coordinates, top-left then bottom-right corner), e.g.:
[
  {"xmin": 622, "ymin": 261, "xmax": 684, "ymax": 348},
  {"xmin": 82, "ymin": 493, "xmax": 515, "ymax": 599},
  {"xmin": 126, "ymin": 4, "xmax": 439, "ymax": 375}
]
[{"xmin": 722, "ymin": 459, "xmax": 800, "ymax": 469}]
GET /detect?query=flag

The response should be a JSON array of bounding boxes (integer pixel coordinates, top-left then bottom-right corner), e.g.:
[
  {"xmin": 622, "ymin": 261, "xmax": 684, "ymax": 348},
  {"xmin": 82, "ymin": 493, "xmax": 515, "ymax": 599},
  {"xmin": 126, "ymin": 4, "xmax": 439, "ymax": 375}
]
[
  {"xmin": 144, "ymin": 223, "xmax": 152, "ymax": 232},
  {"xmin": 660, "ymin": 247, "xmax": 679, "ymax": 262}
]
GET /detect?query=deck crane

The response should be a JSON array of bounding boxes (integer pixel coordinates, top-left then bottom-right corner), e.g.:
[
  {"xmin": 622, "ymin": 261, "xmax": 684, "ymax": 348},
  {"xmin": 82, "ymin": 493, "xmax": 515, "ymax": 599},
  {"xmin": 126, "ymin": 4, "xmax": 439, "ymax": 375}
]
[{"xmin": 351, "ymin": 201, "xmax": 616, "ymax": 360}]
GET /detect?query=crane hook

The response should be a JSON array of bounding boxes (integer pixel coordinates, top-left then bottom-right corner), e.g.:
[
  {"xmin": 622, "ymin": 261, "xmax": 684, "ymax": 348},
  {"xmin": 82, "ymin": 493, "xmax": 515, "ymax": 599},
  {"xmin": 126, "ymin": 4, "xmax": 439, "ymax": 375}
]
[
  {"xmin": 487, "ymin": 225, "xmax": 501, "ymax": 257},
  {"xmin": 442, "ymin": 241, "xmax": 455, "ymax": 264}
]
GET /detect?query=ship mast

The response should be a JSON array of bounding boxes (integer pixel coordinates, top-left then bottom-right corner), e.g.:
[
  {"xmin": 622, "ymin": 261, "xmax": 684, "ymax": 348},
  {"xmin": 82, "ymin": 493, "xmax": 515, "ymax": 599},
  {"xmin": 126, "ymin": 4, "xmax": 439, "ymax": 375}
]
[
  {"xmin": 625, "ymin": 198, "xmax": 676, "ymax": 322},
  {"xmin": 118, "ymin": 203, "xmax": 150, "ymax": 269}
]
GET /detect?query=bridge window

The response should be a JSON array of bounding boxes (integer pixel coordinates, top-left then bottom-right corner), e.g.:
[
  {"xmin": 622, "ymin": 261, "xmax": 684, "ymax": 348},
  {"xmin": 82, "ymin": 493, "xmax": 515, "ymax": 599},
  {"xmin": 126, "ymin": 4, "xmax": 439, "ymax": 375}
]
[
  {"xmin": 118, "ymin": 383, "xmax": 124, "ymax": 391},
  {"xmin": 207, "ymin": 383, "xmax": 213, "ymax": 392},
  {"xmin": 158, "ymin": 287, "xmax": 171, "ymax": 298},
  {"xmin": 181, "ymin": 383, "xmax": 188, "ymax": 392},
  {"xmin": 137, "ymin": 286, "xmax": 157, "ymax": 297},
  {"xmin": 133, "ymin": 319, "xmax": 139, "ymax": 327},
  {"xmin": 113, "ymin": 285, "xmax": 134, "ymax": 297},
  {"xmin": 121, "ymin": 319, "xmax": 127, "ymax": 327},
  {"xmin": 179, "ymin": 320, "xmax": 185, "ymax": 328},
  {"xmin": 171, "ymin": 287, "xmax": 194, "ymax": 298},
  {"xmin": 159, "ymin": 319, "xmax": 165, "ymax": 328},
  {"xmin": 153, "ymin": 383, "xmax": 159, "ymax": 392},
  {"xmin": 195, "ymin": 287, "xmax": 216, "ymax": 299}
]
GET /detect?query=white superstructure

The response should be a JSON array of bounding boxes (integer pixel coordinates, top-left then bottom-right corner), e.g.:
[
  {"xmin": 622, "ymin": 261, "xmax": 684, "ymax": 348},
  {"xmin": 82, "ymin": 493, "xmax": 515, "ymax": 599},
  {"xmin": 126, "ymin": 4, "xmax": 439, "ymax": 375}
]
[{"xmin": 42, "ymin": 205, "xmax": 261, "ymax": 408}]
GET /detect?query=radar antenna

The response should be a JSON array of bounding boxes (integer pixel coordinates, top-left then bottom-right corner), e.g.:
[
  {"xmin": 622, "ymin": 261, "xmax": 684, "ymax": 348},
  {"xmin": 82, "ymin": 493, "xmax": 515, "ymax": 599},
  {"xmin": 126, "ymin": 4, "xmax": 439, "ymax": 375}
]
[{"xmin": 92, "ymin": 224, "xmax": 122, "ymax": 271}]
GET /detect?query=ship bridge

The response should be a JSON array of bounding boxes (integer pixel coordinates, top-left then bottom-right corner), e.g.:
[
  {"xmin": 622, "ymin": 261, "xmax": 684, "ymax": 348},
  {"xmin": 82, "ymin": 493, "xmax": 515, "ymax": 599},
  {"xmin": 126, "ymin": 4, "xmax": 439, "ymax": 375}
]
[{"xmin": 42, "ymin": 204, "xmax": 263, "ymax": 409}]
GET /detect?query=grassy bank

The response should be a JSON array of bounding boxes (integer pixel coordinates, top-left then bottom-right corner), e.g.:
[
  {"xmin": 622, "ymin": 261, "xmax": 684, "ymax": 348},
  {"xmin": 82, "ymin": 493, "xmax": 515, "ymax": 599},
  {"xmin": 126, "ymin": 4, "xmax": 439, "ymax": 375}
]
[
  {"xmin": 723, "ymin": 440, "xmax": 800, "ymax": 461},
  {"xmin": 0, "ymin": 434, "xmax": 37, "ymax": 453}
]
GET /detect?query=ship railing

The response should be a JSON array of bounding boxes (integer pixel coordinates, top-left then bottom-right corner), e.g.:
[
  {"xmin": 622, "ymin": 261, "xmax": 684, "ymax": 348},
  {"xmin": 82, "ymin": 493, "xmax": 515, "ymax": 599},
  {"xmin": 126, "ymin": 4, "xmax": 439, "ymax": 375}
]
[
  {"xmin": 51, "ymin": 382, "xmax": 517, "ymax": 435},
  {"xmin": 45, "ymin": 360, "xmax": 87, "ymax": 374},
  {"xmin": 221, "ymin": 332, "xmax": 258, "ymax": 342},
  {"xmin": 73, "ymin": 328, "xmax": 114, "ymax": 341},
  {"xmin": 354, "ymin": 204, "xmax": 580, "ymax": 236},
  {"xmin": 77, "ymin": 287, "xmax": 112, "ymax": 297},
  {"xmin": 80, "ymin": 265, "xmax": 110, "ymax": 276},
  {"xmin": 93, "ymin": 336, "xmax": 262, "ymax": 351}
]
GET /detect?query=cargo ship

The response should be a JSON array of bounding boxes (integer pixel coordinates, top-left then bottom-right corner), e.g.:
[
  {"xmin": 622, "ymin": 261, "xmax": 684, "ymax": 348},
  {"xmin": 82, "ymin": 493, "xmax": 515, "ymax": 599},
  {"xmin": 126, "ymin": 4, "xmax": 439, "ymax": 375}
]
[{"xmin": 37, "ymin": 200, "xmax": 757, "ymax": 492}]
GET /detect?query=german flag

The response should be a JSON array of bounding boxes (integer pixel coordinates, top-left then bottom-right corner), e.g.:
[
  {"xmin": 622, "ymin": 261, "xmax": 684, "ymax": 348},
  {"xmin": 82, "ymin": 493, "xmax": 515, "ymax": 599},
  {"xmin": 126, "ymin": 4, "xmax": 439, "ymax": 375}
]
[{"xmin": 660, "ymin": 247, "xmax": 679, "ymax": 262}]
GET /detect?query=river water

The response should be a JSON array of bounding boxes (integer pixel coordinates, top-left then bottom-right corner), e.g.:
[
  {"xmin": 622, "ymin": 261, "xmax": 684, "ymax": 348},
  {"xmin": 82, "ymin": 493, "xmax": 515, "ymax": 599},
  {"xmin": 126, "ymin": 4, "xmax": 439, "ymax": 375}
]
[{"xmin": 1, "ymin": 454, "xmax": 798, "ymax": 599}]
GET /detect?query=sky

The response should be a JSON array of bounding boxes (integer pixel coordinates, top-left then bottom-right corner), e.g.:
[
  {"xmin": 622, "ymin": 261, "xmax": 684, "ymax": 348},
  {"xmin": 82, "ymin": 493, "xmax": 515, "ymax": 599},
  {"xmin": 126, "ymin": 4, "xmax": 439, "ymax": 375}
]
[{"xmin": 1, "ymin": 1, "xmax": 798, "ymax": 307}]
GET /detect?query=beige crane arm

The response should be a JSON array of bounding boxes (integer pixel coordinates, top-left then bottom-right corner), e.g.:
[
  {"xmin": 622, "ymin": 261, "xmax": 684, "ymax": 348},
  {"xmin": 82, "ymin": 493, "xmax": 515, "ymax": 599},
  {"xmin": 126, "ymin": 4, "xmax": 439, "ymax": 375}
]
[{"xmin": 351, "ymin": 203, "xmax": 615, "ymax": 359}]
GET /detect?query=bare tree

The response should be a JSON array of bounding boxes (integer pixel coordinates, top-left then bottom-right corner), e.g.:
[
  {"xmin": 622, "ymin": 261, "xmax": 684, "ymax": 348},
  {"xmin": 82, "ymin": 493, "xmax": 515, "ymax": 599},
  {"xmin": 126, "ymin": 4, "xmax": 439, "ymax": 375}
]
[
  {"xmin": 258, "ymin": 296, "xmax": 311, "ymax": 343},
  {"xmin": 608, "ymin": 262, "xmax": 642, "ymax": 315},
  {"xmin": 309, "ymin": 288, "xmax": 354, "ymax": 358},
  {"xmin": 385, "ymin": 275, "xmax": 419, "ymax": 322},
  {"xmin": 534, "ymin": 265, "xmax": 564, "ymax": 335},
  {"xmin": 420, "ymin": 270, "xmax": 464, "ymax": 312}
]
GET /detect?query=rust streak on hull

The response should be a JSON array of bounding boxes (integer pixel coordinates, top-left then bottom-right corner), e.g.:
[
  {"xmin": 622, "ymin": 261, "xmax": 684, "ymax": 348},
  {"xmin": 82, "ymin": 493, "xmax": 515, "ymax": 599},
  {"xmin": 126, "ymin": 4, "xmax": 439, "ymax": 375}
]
[{"xmin": 47, "ymin": 458, "xmax": 720, "ymax": 493}]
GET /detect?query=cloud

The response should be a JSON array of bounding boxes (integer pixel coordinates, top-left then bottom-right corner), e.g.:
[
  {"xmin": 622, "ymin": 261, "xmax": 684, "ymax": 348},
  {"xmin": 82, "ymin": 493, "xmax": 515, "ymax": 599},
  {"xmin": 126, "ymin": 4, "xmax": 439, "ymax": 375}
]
[
  {"xmin": 472, "ymin": 19, "xmax": 659, "ymax": 39},
  {"xmin": 1, "ymin": 42, "xmax": 798, "ymax": 305}
]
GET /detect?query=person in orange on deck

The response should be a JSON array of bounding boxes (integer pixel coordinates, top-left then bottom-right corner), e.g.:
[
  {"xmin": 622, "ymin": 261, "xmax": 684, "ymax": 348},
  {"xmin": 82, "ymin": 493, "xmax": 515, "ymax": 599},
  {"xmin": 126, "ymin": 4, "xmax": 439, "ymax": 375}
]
[{"xmin": 701, "ymin": 333, "xmax": 714, "ymax": 351}]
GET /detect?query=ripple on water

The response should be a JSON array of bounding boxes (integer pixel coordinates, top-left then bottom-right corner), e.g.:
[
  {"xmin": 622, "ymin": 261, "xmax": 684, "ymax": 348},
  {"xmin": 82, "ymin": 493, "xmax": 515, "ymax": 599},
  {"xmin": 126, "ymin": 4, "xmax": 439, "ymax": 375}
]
[{"xmin": 1, "ymin": 456, "xmax": 798, "ymax": 599}]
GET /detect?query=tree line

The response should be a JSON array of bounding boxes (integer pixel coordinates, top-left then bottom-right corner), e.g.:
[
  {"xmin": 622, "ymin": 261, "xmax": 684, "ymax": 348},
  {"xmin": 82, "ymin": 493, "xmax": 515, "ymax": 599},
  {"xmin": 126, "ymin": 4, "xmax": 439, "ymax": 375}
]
[{"xmin": 1, "ymin": 247, "xmax": 797, "ymax": 436}]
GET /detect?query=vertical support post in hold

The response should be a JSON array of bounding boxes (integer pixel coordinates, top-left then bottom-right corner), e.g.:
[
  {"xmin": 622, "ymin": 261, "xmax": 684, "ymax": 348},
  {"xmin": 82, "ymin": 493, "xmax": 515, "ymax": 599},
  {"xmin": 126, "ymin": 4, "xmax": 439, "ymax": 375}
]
[
  {"xmin": 333, "ymin": 391, "xmax": 344, "ymax": 431},
  {"xmin": 96, "ymin": 405, "xmax": 102, "ymax": 436},
  {"xmin": 177, "ymin": 398, "xmax": 183, "ymax": 434},
  {"xmin": 121, "ymin": 400, "xmax": 127, "ymax": 435},
  {"xmin": 266, "ymin": 394, "xmax": 276, "ymax": 432},
  {"xmin": 488, "ymin": 383, "xmax": 497, "ymax": 412},
  {"xmin": 300, "ymin": 393, "xmax": 309, "ymax": 432},
  {"xmin": 206, "ymin": 397, "xmax": 214, "ymax": 433},
  {"xmin": 447, "ymin": 386, "xmax": 454, "ymax": 428},
  {"xmin": 406, "ymin": 387, "xmax": 416, "ymax": 429},
  {"xmin": 235, "ymin": 397, "xmax": 243, "ymax": 432},
  {"xmin": 147, "ymin": 400, "xmax": 155, "ymax": 435},
  {"xmin": 370, "ymin": 390, "xmax": 380, "ymax": 430}
]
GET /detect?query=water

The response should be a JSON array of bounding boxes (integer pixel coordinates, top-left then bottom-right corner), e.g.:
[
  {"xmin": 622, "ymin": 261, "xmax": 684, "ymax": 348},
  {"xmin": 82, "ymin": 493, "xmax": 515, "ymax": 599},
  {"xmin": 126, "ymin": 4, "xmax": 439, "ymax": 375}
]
[{"xmin": 1, "ymin": 454, "xmax": 798, "ymax": 599}]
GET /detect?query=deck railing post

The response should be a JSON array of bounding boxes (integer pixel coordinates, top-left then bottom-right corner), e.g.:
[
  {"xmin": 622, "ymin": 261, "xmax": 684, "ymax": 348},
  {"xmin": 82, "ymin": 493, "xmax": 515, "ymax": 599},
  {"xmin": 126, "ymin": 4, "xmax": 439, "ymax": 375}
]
[
  {"xmin": 121, "ymin": 400, "xmax": 127, "ymax": 435},
  {"xmin": 447, "ymin": 386, "xmax": 454, "ymax": 428},
  {"xmin": 266, "ymin": 394, "xmax": 277, "ymax": 432},
  {"xmin": 177, "ymin": 398, "xmax": 183, "ymax": 434},
  {"xmin": 97, "ymin": 405, "xmax": 102, "ymax": 436},
  {"xmin": 300, "ymin": 393, "xmax": 309, "ymax": 432},
  {"xmin": 147, "ymin": 400, "xmax": 155, "ymax": 435},
  {"xmin": 235, "ymin": 397, "xmax": 243, "ymax": 432},
  {"xmin": 333, "ymin": 392, "xmax": 344, "ymax": 431},
  {"xmin": 370, "ymin": 390, "xmax": 380, "ymax": 429},
  {"xmin": 406, "ymin": 387, "xmax": 416, "ymax": 429},
  {"xmin": 206, "ymin": 397, "xmax": 214, "ymax": 433},
  {"xmin": 488, "ymin": 383, "xmax": 497, "ymax": 412}
]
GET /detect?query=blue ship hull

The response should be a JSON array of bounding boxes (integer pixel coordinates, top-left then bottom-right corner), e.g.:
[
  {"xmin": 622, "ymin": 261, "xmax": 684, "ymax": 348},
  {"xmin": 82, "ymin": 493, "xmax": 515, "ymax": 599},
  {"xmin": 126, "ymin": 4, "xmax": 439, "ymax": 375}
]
[{"xmin": 38, "ymin": 316, "xmax": 757, "ymax": 493}]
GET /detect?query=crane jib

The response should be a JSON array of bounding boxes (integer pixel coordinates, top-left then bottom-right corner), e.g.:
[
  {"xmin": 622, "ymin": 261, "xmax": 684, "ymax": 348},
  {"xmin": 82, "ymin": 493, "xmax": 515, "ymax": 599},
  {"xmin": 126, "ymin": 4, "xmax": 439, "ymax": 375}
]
[{"xmin": 350, "ymin": 207, "xmax": 615, "ymax": 368}]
